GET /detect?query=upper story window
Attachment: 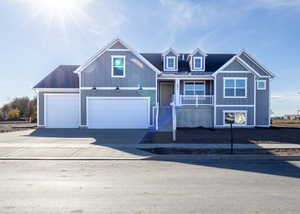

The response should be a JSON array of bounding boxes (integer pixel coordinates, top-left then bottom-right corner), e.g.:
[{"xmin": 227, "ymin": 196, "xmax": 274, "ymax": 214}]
[
  {"xmin": 257, "ymin": 80, "xmax": 266, "ymax": 90},
  {"xmin": 166, "ymin": 56, "xmax": 176, "ymax": 70},
  {"xmin": 224, "ymin": 78, "xmax": 247, "ymax": 98},
  {"xmin": 193, "ymin": 57, "xmax": 203, "ymax": 70},
  {"xmin": 111, "ymin": 56, "xmax": 125, "ymax": 78},
  {"xmin": 184, "ymin": 81, "xmax": 205, "ymax": 95}
]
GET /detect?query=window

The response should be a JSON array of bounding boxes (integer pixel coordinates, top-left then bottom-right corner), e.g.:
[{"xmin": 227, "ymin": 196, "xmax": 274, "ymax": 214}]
[
  {"xmin": 257, "ymin": 80, "xmax": 266, "ymax": 90},
  {"xmin": 224, "ymin": 78, "xmax": 247, "ymax": 98},
  {"xmin": 193, "ymin": 57, "xmax": 203, "ymax": 70},
  {"xmin": 184, "ymin": 81, "xmax": 205, "ymax": 95},
  {"xmin": 224, "ymin": 111, "xmax": 247, "ymax": 126},
  {"xmin": 112, "ymin": 56, "xmax": 125, "ymax": 77},
  {"xmin": 166, "ymin": 56, "xmax": 176, "ymax": 70}
]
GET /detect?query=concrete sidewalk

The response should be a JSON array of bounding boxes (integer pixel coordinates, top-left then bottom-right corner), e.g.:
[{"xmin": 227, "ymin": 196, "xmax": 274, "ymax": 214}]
[{"xmin": 0, "ymin": 143, "xmax": 300, "ymax": 160}]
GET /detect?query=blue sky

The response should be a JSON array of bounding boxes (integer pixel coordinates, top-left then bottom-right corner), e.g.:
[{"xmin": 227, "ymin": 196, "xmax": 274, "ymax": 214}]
[{"xmin": 0, "ymin": 0, "xmax": 299, "ymax": 116}]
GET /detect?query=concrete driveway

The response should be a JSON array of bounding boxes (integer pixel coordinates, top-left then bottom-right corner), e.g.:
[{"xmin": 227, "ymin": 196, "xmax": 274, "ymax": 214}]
[{"xmin": 0, "ymin": 129, "xmax": 151, "ymax": 159}]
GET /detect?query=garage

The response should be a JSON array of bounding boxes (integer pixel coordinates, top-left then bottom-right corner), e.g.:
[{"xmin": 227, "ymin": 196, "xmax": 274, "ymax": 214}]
[
  {"xmin": 44, "ymin": 94, "xmax": 80, "ymax": 128},
  {"xmin": 87, "ymin": 97, "xmax": 150, "ymax": 129}
]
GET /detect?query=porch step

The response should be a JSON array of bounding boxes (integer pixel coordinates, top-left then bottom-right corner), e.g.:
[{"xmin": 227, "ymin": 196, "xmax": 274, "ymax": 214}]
[{"xmin": 158, "ymin": 106, "xmax": 173, "ymax": 132}]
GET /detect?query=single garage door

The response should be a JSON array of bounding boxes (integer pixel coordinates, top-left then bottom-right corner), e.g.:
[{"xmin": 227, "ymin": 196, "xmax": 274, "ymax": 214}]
[
  {"xmin": 87, "ymin": 97, "xmax": 150, "ymax": 129},
  {"xmin": 45, "ymin": 94, "xmax": 80, "ymax": 128}
]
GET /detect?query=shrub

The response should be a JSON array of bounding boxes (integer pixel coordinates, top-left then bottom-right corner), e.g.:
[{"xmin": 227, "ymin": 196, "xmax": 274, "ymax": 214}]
[{"xmin": 7, "ymin": 109, "xmax": 21, "ymax": 121}]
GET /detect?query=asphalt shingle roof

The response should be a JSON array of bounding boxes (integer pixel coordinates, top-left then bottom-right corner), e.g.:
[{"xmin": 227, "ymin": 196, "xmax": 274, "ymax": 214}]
[{"xmin": 33, "ymin": 65, "xmax": 79, "ymax": 88}]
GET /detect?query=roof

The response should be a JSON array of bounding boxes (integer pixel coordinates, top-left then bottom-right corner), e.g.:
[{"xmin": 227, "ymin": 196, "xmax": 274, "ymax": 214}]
[
  {"xmin": 33, "ymin": 65, "xmax": 79, "ymax": 88},
  {"xmin": 141, "ymin": 53, "xmax": 235, "ymax": 72},
  {"xmin": 33, "ymin": 53, "xmax": 236, "ymax": 89}
]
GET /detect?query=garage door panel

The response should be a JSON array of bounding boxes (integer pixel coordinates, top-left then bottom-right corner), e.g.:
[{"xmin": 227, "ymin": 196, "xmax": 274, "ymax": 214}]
[
  {"xmin": 87, "ymin": 98, "xmax": 149, "ymax": 129},
  {"xmin": 45, "ymin": 94, "xmax": 79, "ymax": 128}
]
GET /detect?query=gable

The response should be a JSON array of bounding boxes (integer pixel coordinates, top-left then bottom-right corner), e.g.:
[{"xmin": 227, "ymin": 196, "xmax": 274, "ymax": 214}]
[
  {"xmin": 222, "ymin": 59, "xmax": 248, "ymax": 71},
  {"xmin": 239, "ymin": 52, "xmax": 273, "ymax": 77},
  {"xmin": 109, "ymin": 41, "xmax": 127, "ymax": 49}
]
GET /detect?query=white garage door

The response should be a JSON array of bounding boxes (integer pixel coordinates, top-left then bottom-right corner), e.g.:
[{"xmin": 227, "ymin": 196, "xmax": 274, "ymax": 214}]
[
  {"xmin": 45, "ymin": 94, "xmax": 80, "ymax": 128},
  {"xmin": 87, "ymin": 97, "xmax": 150, "ymax": 129}
]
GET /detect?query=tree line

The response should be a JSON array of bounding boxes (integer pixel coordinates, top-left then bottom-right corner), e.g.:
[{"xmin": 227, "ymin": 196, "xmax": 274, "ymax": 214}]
[{"xmin": 0, "ymin": 97, "xmax": 37, "ymax": 122}]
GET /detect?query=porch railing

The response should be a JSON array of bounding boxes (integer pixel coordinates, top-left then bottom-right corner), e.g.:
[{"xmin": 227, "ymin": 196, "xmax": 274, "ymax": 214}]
[{"xmin": 179, "ymin": 95, "xmax": 214, "ymax": 106}]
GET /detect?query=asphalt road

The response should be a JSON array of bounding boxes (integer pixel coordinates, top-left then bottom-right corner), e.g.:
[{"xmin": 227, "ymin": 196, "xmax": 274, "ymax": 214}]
[{"xmin": 0, "ymin": 160, "xmax": 300, "ymax": 214}]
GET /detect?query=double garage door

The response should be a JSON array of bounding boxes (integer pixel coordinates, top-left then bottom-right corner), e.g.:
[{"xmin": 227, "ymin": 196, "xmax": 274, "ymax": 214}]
[{"xmin": 44, "ymin": 94, "xmax": 150, "ymax": 129}]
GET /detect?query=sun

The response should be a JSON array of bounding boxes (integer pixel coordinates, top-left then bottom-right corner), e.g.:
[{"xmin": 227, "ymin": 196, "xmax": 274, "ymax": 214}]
[{"xmin": 26, "ymin": 0, "xmax": 90, "ymax": 22}]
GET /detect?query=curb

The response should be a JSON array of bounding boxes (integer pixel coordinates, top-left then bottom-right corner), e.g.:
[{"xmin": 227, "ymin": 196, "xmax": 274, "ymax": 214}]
[{"xmin": 1, "ymin": 155, "xmax": 300, "ymax": 161}]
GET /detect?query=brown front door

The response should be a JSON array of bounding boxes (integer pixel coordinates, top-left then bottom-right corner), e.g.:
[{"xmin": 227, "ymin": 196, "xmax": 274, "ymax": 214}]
[{"xmin": 160, "ymin": 82, "xmax": 174, "ymax": 106}]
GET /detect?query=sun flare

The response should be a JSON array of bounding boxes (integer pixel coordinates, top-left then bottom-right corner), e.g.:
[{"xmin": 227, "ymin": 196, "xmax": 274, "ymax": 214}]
[{"xmin": 26, "ymin": 0, "xmax": 90, "ymax": 22}]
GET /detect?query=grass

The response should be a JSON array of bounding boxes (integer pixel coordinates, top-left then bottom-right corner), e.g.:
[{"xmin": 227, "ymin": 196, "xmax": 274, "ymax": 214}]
[{"xmin": 272, "ymin": 120, "xmax": 300, "ymax": 124}]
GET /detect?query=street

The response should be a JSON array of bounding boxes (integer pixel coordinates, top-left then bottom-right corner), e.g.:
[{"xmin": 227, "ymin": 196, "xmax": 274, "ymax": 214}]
[{"xmin": 0, "ymin": 160, "xmax": 300, "ymax": 213}]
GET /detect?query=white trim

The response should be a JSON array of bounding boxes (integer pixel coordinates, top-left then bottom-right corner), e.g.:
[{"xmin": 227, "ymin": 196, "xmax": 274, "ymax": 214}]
[
  {"xmin": 192, "ymin": 56, "xmax": 204, "ymax": 71},
  {"xmin": 217, "ymin": 71, "xmax": 252, "ymax": 74},
  {"xmin": 111, "ymin": 55, "xmax": 126, "ymax": 78},
  {"xmin": 107, "ymin": 49, "xmax": 129, "ymax": 51},
  {"xmin": 158, "ymin": 75, "xmax": 213, "ymax": 80},
  {"xmin": 183, "ymin": 80, "xmax": 206, "ymax": 96},
  {"xmin": 212, "ymin": 55, "xmax": 263, "ymax": 78},
  {"xmin": 80, "ymin": 87, "xmax": 156, "ymax": 90},
  {"xmin": 216, "ymin": 105, "xmax": 254, "ymax": 107},
  {"xmin": 190, "ymin": 48, "xmax": 207, "ymax": 57},
  {"xmin": 254, "ymin": 77, "xmax": 257, "ymax": 126},
  {"xmin": 165, "ymin": 56, "xmax": 176, "ymax": 71},
  {"xmin": 86, "ymin": 96, "xmax": 151, "ymax": 129},
  {"xmin": 163, "ymin": 48, "xmax": 179, "ymax": 56},
  {"xmin": 44, "ymin": 93, "xmax": 80, "ymax": 128},
  {"xmin": 79, "ymin": 72, "xmax": 82, "ymax": 127},
  {"xmin": 74, "ymin": 38, "xmax": 161, "ymax": 74},
  {"xmin": 241, "ymin": 51, "xmax": 275, "ymax": 78},
  {"xmin": 268, "ymin": 79, "xmax": 271, "ymax": 127},
  {"xmin": 37, "ymin": 91, "xmax": 40, "ymax": 126},
  {"xmin": 223, "ymin": 110, "xmax": 248, "ymax": 127},
  {"xmin": 214, "ymin": 76, "xmax": 217, "ymax": 128},
  {"xmin": 223, "ymin": 77, "xmax": 247, "ymax": 98},
  {"xmin": 257, "ymin": 79, "xmax": 266, "ymax": 90},
  {"xmin": 34, "ymin": 88, "xmax": 79, "ymax": 93}
]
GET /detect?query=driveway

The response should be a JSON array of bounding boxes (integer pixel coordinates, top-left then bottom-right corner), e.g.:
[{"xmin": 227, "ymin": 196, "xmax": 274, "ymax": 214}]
[{"xmin": 0, "ymin": 129, "xmax": 151, "ymax": 159}]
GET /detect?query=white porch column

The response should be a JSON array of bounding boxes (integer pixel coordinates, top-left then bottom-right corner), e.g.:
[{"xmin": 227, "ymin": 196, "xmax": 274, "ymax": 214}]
[{"xmin": 175, "ymin": 79, "xmax": 180, "ymax": 106}]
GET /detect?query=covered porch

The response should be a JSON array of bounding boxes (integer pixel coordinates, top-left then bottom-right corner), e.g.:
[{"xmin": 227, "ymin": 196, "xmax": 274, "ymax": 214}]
[{"xmin": 157, "ymin": 78, "xmax": 214, "ymax": 107}]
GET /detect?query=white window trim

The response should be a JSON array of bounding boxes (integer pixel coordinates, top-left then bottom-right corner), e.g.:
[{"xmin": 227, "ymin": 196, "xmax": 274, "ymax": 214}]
[
  {"xmin": 223, "ymin": 77, "xmax": 247, "ymax": 98},
  {"xmin": 183, "ymin": 81, "xmax": 206, "ymax": 96},
  {"xmin": 223, "ymin": 110, "xmax": 248, "ymax": 126},
  {"xmin": 111, "ymin": 55, "xmax": 126, "ymax": 78},
  {"xmin": 166, "ymin": 56, "xmax": 176, "ymax": 70},
  {"xmin": 193, "ymin": 56, "xmax": 203, "ymax": 71},
  {"xmin": 257, "ymin": 80, "xmax": 266, "ymax": 90}
]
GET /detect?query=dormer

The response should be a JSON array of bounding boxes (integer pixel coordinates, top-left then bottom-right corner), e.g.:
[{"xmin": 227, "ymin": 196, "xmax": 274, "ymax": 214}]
[
  {"xmin": 163, "ymin": 48, "xmax": 179, "ymax": 71},
  {"xmin": 189, "ymin": 48, "xmax": 207, "ymax": 71}
]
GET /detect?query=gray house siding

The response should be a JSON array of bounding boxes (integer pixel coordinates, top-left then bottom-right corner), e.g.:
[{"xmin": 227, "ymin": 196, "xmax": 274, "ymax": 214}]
[
  {"xmin": 222, "ymin": 59, "xmax": 248, "ymax": 71},
  {"xmin": 177, "ymin": 106, "xmax": 213, "ymax": 128},
  {"xmin": 110, "ymin": 41, "xmax": 127, "ymax": 49},
  {"xmin": 80, "ymin": 89, "xmax": 156, "ymax": 126},
  {"xmin": 191, "ymin": 51, "xmax": 205, "ymax": 71},
  {"xmin": 37, "ymin": 92, "xmax": 79, "ymax": 126},
  {"xmin": 164, "ymin": 51, "xmax": 178, "ymax": 71},
  {"xmin": 215, "ymin": 106, "xmax": 255, "ymax": 126},
  {"xmin": 216, "ymin": 72, "xmax": 255, "ymax": 105},
  {"xmin": 239, "ymin": 53, "xmax": 269, "ymax": 76},
  {"xmin": 256, "ymin": 78, "xmax": 270, "ymax": 126},
  {"xmin": 81, "ymin": 51, "xmax": 156, "ymax": 88}
]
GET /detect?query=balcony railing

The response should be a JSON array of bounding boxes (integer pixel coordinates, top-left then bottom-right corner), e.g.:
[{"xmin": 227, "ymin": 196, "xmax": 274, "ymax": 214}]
[{"xmin": 179, "ymin": 95, "xmax": 214, "ymax": 106}]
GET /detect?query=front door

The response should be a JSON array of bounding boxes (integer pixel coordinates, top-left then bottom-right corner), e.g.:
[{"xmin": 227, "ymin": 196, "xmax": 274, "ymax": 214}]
[{"xmin": 160, "ymin": 82, "xmax": 174, "ymax": 106}]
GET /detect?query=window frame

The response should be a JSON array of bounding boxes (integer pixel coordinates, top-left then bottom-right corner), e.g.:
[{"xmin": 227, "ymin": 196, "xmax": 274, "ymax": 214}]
[
  {"xmin": 193, "ymin": 56, "xmax": 203, "ymax": 71},
  {"xmin": 166, "ymin": 56, "xmax": 176, "ymax": 70},
  {"xmin": 223, "ymin": 77, "xmax": 247, "ymax": 98},
  {"xmin": 183, "ymin": 81, "xmax": 206, "ymax": 96},
  {"xmin": 257, "ymin": 80, "xmax": 266, "ymax": 90},
  {"xmin": 223, "ymin": 110, "xmax": 247, "ymax": 126},
  {"xmin": 111, "ymin": 55, "xmax": 126, "ymax": 78}
]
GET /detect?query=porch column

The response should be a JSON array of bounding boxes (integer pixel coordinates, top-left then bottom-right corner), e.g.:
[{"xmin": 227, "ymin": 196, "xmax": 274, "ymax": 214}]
[{"xmin": 175, "ymin": 79, "xmax": 180, "ymax": 106}]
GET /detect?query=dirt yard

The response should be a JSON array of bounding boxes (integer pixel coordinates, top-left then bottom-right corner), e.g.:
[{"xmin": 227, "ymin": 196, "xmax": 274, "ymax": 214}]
[
  {"xmin": 142, "ymin": 122, "xmax": 300, "ymax": 144},
  {"xmin": 0, "ymin": 121, "xmax": 36, "ymax": 133}
]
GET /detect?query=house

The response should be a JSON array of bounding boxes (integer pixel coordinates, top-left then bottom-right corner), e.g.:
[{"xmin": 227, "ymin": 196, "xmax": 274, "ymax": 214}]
[{"xmin": 33, "ymin": 38, "xmax": 274, "ymax": 129}]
